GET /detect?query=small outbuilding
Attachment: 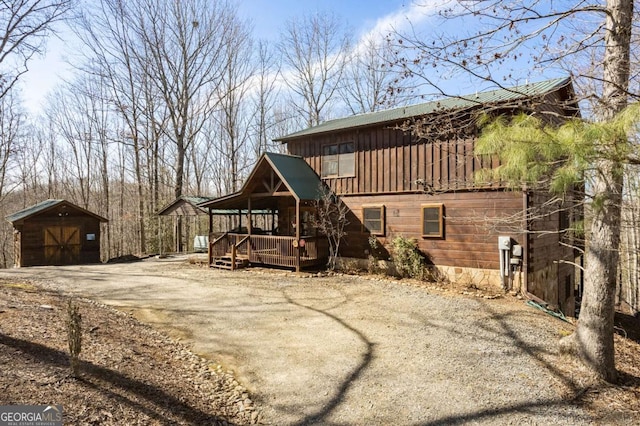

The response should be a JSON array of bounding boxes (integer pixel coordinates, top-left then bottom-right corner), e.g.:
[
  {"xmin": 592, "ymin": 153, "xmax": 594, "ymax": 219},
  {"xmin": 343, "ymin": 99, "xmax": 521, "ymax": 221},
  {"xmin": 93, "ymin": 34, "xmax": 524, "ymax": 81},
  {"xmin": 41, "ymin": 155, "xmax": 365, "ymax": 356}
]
[{"xmin": 7, "ymin": 199, "xmax": 108, "ymax": 267}]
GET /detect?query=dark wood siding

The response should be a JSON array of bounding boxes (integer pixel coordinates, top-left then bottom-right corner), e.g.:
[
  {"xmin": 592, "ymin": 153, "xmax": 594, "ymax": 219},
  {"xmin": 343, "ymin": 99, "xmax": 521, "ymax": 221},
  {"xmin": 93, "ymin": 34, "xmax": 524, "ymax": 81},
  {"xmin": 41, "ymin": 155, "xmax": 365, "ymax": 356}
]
[
  {"xmin": 526, "ymin": 191, "xmax": 577, "ymax": 316},
  {"xmin": 288, "ymin": 127, "xmax": 481, "ymax": 196},
  {"xmin": 15, "ymin": 207, "xmax": 103, "ymax": 267},
  {"xmin": 338, "ymin": 190, "xmax": 524, "ymax": 270}
]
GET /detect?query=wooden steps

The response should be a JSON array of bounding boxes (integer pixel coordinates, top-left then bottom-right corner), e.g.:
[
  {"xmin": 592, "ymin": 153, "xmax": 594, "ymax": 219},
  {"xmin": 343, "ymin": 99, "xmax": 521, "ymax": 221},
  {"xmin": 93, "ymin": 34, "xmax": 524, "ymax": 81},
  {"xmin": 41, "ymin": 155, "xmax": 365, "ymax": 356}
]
[{"xmin": 211, "ymin": 253, "xmax": 249, "ymax": 270}]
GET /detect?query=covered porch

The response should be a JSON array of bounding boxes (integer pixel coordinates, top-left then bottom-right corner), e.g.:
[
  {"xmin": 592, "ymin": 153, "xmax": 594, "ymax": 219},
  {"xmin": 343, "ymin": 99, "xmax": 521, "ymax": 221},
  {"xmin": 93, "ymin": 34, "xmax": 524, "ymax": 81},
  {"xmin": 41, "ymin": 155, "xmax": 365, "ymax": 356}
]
[{"xmin": 199, "ymin": 153, "xmax": 329, "ymax": 272}]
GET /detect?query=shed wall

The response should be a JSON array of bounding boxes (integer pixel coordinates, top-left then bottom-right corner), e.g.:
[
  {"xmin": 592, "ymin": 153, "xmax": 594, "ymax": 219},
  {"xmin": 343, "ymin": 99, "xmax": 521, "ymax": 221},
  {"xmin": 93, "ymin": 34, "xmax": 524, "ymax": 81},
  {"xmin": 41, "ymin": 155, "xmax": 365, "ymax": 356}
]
[{"xmin": 17, "ymin": 216, "xmax": 101, "ymax": 267}]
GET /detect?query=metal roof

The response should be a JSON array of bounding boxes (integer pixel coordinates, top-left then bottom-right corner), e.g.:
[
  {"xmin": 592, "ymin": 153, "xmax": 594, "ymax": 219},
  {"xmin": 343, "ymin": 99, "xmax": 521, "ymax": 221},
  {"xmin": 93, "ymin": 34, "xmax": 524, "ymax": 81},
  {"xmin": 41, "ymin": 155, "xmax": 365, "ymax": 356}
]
[
  {"xmin": 6, "ymin": 199, "xmax": 108, "ymax": 224},
  {"xmin": 157, "ymin": 195, "xmax": 214, "ymax": 216},
  {"xmin": 199, "ymin": 152, "xmax": 324, "ymax": 211},
  {"xmin": 159, "ymin": 195, "xmax": 272, "ymax": 216},
  {"xmin": 263, "ymin": 152, "xmax": 324, "ymax": 201},
  {"xmin": 275, "ymin": 77, "xmax": 572, "ymax": 142}
]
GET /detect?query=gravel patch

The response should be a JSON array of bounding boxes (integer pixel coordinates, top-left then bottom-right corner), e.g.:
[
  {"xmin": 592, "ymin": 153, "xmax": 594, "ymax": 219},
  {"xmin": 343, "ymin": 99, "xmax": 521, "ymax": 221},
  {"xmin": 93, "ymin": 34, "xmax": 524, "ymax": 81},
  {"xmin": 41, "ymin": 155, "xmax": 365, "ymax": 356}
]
[{"xmin": 0, "ymin": 258, "xmax": 593, "ymax": 425}]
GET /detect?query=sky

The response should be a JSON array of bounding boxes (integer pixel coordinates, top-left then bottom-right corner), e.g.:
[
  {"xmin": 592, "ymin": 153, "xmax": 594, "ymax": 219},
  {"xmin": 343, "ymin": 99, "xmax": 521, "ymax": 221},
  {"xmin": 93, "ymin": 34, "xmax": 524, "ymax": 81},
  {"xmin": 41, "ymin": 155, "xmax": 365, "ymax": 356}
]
[
  {"xmin": 18, "ymin": 0, "xmax": 564, "ymax": 116},
  {"xmin": 18, "ymin": 0, "xmax": 431, "ymax": 115}
]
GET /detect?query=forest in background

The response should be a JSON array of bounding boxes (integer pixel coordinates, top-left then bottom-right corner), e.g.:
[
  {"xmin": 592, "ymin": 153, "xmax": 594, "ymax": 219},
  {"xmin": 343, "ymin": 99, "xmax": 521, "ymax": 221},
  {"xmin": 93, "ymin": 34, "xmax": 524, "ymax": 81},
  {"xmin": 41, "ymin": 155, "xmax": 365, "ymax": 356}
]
[{"xmin": 0, "ymin": 0, "xmax": 638, "ymax": 318}]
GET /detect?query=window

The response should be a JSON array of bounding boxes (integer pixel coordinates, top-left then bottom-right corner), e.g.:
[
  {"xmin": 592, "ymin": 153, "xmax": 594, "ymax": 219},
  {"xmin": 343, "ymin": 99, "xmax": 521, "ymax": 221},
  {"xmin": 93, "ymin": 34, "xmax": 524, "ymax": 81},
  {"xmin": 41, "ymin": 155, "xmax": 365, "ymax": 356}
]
[
  {"xmin": 421, "ymin": 204, "xmax": 444, "ymax": 238},
  {"xmin": 363, "ymin": 206, "xmax": 385, "ymax": 235},
  {"xmin": 322, "ymin": 142, "xmax": 355, "ymax": 177}
]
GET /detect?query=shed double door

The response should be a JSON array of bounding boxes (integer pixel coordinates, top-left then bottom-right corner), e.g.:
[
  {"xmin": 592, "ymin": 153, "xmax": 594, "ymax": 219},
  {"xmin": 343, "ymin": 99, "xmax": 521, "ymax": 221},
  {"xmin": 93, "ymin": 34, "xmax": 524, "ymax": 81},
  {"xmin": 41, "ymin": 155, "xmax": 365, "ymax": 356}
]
[{"xmin": 44, "ymin": 226, "xmax": 81, "ymax": 265}]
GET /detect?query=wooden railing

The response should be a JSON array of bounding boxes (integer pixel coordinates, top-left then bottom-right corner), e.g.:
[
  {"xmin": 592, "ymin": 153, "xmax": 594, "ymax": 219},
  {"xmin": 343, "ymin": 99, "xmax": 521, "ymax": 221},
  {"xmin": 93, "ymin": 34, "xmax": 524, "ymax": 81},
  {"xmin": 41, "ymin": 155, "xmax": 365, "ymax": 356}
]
[
  {"xmin": 210, "ymin": 233, "xmax": 329, "ymax": 270},
  {"xmin": 209, "ymin": 232, "xmax": 229, "ymax": 265},
  {"xmin": 249, "ymin": 235, "xmax": 328, "ymax": 268}
]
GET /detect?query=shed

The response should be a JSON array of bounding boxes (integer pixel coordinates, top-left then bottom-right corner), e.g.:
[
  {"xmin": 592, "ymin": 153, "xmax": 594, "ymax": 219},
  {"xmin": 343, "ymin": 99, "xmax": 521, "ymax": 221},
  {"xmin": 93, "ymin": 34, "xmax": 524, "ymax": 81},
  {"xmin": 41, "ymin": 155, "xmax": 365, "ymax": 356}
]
[{"xmin": 7, "ymin": 199, "xmax": 108, "ymax": 267}]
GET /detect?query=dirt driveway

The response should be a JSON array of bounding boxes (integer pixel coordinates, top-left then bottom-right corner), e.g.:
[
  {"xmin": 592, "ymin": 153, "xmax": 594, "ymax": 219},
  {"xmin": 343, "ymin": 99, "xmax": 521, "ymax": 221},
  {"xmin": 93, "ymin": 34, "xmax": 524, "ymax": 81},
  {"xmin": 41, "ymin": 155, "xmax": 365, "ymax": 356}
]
[{"xmin": 0, "ymin": 257, "xmax": 590, "ymax": 425}]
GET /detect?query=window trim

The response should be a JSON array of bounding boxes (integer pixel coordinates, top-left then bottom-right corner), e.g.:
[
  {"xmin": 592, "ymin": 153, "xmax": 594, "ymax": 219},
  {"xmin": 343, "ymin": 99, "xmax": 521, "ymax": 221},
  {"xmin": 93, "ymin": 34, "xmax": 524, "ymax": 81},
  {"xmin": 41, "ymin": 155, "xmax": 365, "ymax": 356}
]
[
  {"xmin": 321, "ymin": 141, "xmax": 355, "ymax": 178},
  {"xmin": 421, "ymin": 204, "xmax": 444, "ymax": 238},
  {"xmin": 362, "ymin": 205, "xmax": 385, "ymax": 236}
]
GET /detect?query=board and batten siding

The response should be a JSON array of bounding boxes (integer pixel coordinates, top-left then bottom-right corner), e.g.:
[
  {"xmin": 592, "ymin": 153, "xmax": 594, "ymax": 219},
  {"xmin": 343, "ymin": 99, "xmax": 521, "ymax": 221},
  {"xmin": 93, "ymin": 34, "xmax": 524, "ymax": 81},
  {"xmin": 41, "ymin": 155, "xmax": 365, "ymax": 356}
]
[{"xmin": 287, "ymin": 125, "xmax": 497, "ymax": 196}]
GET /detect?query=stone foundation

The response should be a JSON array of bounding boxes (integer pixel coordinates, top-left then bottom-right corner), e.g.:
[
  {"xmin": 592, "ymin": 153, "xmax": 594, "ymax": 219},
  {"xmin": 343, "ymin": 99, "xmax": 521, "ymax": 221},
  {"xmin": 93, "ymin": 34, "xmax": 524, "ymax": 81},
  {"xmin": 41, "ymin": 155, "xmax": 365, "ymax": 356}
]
[{"xmin": 336, "ymin": 257, "xmax": 510, "ymax": 291}]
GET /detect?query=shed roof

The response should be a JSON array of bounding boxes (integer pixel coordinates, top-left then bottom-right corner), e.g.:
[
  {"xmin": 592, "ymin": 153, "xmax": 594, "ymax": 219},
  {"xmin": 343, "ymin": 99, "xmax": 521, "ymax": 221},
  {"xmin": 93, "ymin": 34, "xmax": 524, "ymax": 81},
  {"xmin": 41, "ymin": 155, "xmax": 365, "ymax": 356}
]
[
  {"xmin": 275, "ymin": 77, "xmax": 572, "ymax": 142},
  {"xmin": 157, "ymin": 196, "xmax": 214, "ymax": 216},
  {"xmin": 6, "ymin": 199, "xmax": 109, "ymax": 225}
]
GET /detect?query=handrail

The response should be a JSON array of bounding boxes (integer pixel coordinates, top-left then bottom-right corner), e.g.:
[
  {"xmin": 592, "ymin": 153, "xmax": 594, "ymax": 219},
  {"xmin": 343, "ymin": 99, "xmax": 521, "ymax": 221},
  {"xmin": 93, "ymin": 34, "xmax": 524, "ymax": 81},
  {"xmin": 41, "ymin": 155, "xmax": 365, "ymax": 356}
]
[
  {"xmin": 231, "ymin": 235, "xmax": 251, "ymax": 271},
  {"xmin": 236, "ymin": 235, "xmax": 250, "ymax": 246},
  {"xmin": 212, "ymin": 231, "xmax": 229, "ymax": 245},
  {"xmin": 209, "ymin": 232, "xmax": 230, "ymax": 266}
]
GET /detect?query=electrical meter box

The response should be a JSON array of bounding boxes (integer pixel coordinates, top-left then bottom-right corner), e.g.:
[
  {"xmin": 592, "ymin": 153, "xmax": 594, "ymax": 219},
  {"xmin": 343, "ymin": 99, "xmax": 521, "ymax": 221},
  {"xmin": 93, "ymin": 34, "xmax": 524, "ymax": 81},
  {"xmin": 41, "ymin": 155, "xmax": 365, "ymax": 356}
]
[
  {"xmin": 512, "ymin": 244, "xmax": 523, "ymax": 257},
  {"xmin": 498, "ymin": 236, "xmax": 511, "ymax": 250}
]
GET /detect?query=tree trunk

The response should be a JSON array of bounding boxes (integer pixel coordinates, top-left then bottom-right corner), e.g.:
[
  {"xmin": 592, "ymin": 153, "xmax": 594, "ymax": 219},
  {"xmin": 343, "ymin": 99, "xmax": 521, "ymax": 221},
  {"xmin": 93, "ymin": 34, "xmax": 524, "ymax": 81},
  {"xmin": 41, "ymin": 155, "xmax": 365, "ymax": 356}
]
[{"xmin": 560, "ymin": 0, "xmax": 633, "ymax": 383}]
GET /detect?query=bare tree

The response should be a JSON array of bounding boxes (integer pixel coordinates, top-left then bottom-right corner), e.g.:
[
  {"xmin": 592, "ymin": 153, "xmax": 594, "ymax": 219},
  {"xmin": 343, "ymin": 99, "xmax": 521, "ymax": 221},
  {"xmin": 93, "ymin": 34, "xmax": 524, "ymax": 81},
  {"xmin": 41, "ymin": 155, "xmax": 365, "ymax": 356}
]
[
  {"xmin": 392, "ymin": 0, "xmax": 634, "ymax": 382},
  {"xmin": 250, "ymin": 41, "xmax": 282, "ymax": 157},
  {"xmin": 340, "ymin": 36, "xmax": 409, "ymax": 114},
  {"xmin": 214, "ymin": 17, "xmax": 254, "ymax": 193},
  {"xmin": 279, "ymin": 11, "xmax": 351, "ymax": 127},
  {"xmin": 134, "ymin": 0, "xmax": 236, "ymax": 199},
  {"xmin": 312, "ymin": 184, "xmax": 349, "ymax": 271},
  {"xmin": 0, "ymin": 90, "xmax": 24, "ymax": 200},
  {"xmin": 0, "ymin": 0, "xmax": 73, "ymax": 99}
]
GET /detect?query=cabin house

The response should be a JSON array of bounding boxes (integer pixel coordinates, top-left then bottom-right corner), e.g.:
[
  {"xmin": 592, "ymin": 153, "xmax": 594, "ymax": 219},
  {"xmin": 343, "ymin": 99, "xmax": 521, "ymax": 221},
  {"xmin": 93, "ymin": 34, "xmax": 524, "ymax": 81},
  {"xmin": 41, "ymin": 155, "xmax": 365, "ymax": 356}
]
[
  {"xmin": 203, "ymin": 77, "xmax": 581, "ymax": 316},
  {"xmin": 7, "ymin": 199, "xmax": 108, "ymax": 267}
]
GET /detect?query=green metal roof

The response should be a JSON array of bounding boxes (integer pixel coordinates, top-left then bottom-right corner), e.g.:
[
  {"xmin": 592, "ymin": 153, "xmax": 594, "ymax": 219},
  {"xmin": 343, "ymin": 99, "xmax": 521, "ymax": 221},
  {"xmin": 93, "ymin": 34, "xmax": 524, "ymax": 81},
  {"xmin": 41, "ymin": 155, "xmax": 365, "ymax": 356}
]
[
  {"xmin": 263, "ymin": 152, "xmax": 323, "ymax": 200},
  {"xmin": 199, "ymin": 152, "xmax": 324, "ymax": 210},
  {"xmin": 6, "ymin": 199, "xmax": 64, "ymax": 223},
  {"xmin": 159, "ymin": 195, "xmax": 272, "ymax": 215},
  {"xmin": 183, "ymin": 196, "xmax": 215, "ymax": 205},
  {"xmin": 7, "ymin": 199, "xmax": 108, "ymax": 224},
  {"xmin": 275, "ymin": 77, "xmax": 572, "ymax": 141},
  {"xmin": 157, "ymin": 195, "xmax": 214, "ymax": 216}
]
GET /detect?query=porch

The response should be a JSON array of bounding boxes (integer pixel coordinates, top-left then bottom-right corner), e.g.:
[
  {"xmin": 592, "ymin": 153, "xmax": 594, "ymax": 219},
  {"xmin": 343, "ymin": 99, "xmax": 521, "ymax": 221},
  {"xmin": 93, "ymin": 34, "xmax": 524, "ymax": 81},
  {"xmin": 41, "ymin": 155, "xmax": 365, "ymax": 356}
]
[
  {"xmin": 199, "ymin": 152, "xmax": 330, "ymax": 272},
  {"xmin": 208, "ymin": 233, "xmax": 328, "ymax": 270}
]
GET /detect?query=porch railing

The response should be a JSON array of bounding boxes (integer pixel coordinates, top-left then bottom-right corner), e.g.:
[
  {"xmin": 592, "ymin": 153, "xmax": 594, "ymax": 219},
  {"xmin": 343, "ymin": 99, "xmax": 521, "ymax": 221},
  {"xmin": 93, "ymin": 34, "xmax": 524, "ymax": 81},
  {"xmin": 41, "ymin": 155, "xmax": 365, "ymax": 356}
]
[{"xmin": 209, "ymin": 233, "xmax": 328, "ymax": 270}]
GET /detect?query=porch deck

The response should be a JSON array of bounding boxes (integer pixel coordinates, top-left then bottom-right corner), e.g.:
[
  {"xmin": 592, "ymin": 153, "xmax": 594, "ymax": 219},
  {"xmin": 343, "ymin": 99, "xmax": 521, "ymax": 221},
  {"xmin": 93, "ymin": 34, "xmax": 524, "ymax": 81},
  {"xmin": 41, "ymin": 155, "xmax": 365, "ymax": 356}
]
[{"xmin": 209, "ymin": 233, "xmax": 328, "ymax": 271}]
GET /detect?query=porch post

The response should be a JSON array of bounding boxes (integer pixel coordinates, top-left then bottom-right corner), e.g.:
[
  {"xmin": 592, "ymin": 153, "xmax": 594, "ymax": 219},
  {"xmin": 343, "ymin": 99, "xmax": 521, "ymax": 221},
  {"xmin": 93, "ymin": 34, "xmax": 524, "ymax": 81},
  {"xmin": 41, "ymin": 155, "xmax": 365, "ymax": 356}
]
[
  {"xmin": 208, "ymin": 207, "xmax": 213, "ymax": 235},
  {"xmin": 247, "ymin": 196, "xmax": 252, "ymax": 260},
  {"xmin": 295, "ymin": 199, "xmax": 301, "ymax": 272},
  {"xmin": 238, "ymin": 209, "xmax": 242, "ymax": 229}
]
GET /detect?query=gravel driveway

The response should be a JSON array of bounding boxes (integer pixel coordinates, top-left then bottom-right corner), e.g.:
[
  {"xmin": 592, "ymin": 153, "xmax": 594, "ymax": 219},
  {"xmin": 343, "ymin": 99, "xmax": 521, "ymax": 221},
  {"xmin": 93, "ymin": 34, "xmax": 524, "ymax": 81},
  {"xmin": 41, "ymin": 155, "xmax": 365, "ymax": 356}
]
[{"xmin": 0, "ymin": 257, "xmax": 591, "ymax": 425}]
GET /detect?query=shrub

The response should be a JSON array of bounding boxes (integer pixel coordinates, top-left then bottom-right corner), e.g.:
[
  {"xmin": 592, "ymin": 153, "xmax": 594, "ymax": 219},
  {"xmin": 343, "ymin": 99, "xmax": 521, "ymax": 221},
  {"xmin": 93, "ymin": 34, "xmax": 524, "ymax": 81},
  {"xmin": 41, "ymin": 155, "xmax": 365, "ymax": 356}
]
[
  {"xmin": 66, "ymin": 299, "xmax": 82, "ymax": 377},
  {"xmin": 391, "ymin": 236, "xmax": 426, "ymax": 280}
]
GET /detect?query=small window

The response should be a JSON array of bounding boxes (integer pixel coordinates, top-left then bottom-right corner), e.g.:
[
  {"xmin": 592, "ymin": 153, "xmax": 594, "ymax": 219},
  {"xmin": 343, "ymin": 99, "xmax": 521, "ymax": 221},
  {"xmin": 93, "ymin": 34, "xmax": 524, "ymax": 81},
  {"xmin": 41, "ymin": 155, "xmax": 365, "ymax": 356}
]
[
  {"xmin": 422, "ymin": 204, "xmax": 444, "ymax": 238},
  {"xmin": 363, "ymin": 205, "xmax": 385, "ymax": 235},
  {"xmin": 322, "ymin": 142, "xmax": 355, "ymax": 177}
]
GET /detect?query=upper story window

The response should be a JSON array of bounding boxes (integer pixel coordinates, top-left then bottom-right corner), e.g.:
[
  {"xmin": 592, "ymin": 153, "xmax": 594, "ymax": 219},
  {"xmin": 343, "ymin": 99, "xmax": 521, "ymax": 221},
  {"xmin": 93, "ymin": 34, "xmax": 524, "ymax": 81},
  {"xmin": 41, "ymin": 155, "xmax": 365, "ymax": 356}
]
[
  {"xmin": 422, "ymin": 204, "xmax": 444, "ymax": 238},
  {"xmin": 322, "ymin": 142, "xmax": 355, "ymax": 178}
]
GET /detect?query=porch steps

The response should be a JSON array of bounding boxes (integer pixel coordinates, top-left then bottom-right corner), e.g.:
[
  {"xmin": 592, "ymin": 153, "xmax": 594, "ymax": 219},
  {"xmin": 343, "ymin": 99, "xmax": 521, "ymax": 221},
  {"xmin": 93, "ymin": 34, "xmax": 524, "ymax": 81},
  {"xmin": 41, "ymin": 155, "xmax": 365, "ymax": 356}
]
[{"xmin": 211, "ymin": 254, "xmax": 249, "ymax": 270}]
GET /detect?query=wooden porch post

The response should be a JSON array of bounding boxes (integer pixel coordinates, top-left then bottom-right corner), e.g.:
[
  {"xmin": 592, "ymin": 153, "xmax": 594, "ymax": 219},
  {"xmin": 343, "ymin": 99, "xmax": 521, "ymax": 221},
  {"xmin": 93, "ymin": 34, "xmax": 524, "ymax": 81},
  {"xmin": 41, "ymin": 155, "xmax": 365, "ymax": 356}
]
[
  {"xmin": 271, "ymin": 209, "xmax": 275, "ymax": 234},
  {"xmin": 247, "ymin": 197, "xmax": 252, "ymax": 260},
  {"xmin": 208, "ymin": 207, "xmax": 213, "ymax": 235},
  {"xmin": 295, "ymin": 199, "xmax": 301, "ymax": 272}
]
